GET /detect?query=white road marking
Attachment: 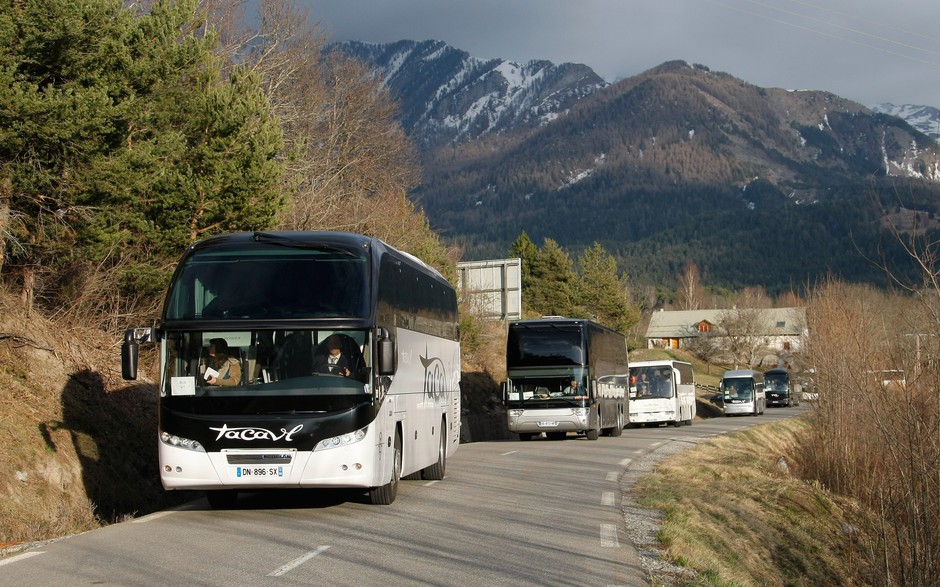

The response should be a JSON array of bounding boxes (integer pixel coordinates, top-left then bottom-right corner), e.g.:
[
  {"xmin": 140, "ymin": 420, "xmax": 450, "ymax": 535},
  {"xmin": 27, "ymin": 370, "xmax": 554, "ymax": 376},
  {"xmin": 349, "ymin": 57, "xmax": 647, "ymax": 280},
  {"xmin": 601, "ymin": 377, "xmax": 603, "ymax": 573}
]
[
  {"xmin": 619, "ymin": 458, "xmax": 633, "ymax": 467},
  {"xmin": 600, "ymin": 524, "xmax": 619, "ymax": 548},
  {"xmin": 500, "ymin": 451, "xmax": 518, "ymax": 456},
  {"xmin": 268, "ymin": 546, "xmax": 331, "ymax": 577},
  {"xmin": 606, "ymin": 471, "xmax": 618, "ymax": 481},
  {"xmin": 0, "ymin": 551, "xmax": 44, "ymax": 566},
  {"xmin": 601, "ymin": 491, "xmax": 615, "ymax": 506}
]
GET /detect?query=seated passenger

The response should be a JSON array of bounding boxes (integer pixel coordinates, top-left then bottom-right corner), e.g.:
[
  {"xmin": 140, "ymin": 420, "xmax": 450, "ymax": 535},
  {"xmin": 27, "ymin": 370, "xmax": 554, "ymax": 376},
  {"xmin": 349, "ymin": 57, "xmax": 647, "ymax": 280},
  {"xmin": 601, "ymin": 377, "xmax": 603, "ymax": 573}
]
[{"xmin": 202, "ymin": 338, "xmax": 241, "ymax": 386}]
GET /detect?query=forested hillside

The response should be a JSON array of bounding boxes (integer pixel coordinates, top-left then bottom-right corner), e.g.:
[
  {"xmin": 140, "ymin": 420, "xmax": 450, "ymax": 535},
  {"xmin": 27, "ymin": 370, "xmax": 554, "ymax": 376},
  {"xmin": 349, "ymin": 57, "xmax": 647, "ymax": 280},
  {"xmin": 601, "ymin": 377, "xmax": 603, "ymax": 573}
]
[{"xmin": 417, "ymin": 62, "xmax": 940, "ymax": 294}]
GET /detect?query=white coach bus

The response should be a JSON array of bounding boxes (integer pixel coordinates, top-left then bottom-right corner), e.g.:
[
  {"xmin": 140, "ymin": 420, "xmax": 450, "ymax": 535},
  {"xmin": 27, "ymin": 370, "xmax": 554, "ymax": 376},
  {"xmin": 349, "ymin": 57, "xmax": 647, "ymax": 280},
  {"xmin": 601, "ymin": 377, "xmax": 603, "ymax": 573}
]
[
  {"xmin": 121, "ymin": 232, "xmax": 461, "ymax": 507},
  {"xmin": 627, "ymin": 360, "xmax": 696, "ymax": 427}
]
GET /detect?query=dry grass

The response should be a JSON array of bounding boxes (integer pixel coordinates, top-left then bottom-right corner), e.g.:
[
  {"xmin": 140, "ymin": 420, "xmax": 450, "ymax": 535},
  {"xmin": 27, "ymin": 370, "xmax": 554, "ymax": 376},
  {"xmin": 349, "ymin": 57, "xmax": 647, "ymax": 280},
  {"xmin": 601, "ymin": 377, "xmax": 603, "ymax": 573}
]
[
  {"xmin": 636, "ymin": 417, "xmax": 873, "ymax": 586},
  {"xmin": 0, "ymin": 289, "xmax": 195, "ymax": 547}
]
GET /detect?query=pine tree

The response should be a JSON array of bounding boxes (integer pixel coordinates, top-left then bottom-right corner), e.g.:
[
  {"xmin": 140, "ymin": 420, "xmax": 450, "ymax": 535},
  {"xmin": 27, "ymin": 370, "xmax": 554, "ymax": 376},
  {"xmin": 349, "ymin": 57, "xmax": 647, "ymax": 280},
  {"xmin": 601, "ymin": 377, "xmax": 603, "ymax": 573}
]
[
  {"xmin": 0, "ymin": 0, "xmax": 286, "ymax": 316},
  {"xmin": 527, "ymin": 238, "xmax": 577, "ymax": 317},
  {"xmin": 576, "ymin": 242, "xmax": 640, "ymax": 334},
  {"xmin": 509, "ymin": 231, "xmax": 538, "ymax": 312}
]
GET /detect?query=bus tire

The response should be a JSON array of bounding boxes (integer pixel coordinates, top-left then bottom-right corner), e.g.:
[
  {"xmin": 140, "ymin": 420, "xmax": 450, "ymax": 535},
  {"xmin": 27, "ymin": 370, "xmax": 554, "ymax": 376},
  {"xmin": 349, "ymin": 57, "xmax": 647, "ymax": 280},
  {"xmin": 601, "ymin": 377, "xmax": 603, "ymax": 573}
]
[
  {"xmin": 586, "ymin": 414, "xmax": 600, "ymax": 440},
  {"xmin": 206, "ymin": 489, "xmax": 238, "ymax": 509},
  {"xmin": 370, "ymin": 431, "xmax": 401, "ymax": 505},
  {"xmin": 609, "ymin": 410, "xmax": 623, "ymax": 437},
  {"xmin": 422, "ymin": 420, "xmax": 447, "ymax": 480}
]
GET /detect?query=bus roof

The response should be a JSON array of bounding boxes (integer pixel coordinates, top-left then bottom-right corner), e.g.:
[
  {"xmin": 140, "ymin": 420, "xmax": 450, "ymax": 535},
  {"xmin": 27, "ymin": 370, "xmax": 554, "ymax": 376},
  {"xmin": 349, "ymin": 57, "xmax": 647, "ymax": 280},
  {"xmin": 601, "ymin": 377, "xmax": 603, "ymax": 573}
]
[
  {"xmin": 185, "ymin": 231, "xmax": 449, "ymax": 283},
  {"xmin": 630, "ymin": 359, "xmax": 693, "ymax": 368},
  {"xmin": 723, "ymin": 369, "xmax": 761, "ymax": 378}
]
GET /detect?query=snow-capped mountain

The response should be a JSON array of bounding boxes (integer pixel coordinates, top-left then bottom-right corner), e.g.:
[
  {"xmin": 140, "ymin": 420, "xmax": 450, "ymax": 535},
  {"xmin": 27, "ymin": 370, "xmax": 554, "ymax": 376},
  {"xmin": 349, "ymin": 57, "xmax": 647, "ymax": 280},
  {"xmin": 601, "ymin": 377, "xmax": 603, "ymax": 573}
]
[
  {"xmin": 330, "ymin": 39, "xmax": 940, "ymax": 292},
  {"xmin": 872, "ymin": 103, "xmax": 940, "ymax": 142},
  {"xmin": 332, "ymin": 40, "xmax": 608, "ymax": 148}
]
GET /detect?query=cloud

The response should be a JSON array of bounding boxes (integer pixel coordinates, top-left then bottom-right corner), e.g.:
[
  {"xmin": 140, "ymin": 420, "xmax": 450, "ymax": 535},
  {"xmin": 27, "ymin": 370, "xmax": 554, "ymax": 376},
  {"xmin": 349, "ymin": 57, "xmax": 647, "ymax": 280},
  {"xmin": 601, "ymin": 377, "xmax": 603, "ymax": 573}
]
[{"xmin": 305, "ymin": 0, "xmax": 940, "ymax": 107}]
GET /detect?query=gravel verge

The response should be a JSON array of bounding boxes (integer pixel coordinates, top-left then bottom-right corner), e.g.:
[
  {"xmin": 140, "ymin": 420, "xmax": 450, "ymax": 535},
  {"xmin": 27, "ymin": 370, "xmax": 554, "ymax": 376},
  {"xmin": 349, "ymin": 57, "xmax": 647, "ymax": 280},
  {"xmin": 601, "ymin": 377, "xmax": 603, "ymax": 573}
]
[{"xmin": 620, "ymin": 435, "xmax": 704, "ymax": 586}]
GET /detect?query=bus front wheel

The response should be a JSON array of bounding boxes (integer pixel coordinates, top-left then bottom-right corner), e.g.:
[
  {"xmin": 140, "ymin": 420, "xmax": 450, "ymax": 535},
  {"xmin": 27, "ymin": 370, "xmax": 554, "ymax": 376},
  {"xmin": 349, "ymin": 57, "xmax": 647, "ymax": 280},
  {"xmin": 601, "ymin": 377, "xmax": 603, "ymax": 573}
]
[
  {"xmin": 370, "ymin": 431, "xmax": 401, "ymax": 505},
  {"xmin": 586, "ymin": 414, "xmax": 600, "ymax": 441}
]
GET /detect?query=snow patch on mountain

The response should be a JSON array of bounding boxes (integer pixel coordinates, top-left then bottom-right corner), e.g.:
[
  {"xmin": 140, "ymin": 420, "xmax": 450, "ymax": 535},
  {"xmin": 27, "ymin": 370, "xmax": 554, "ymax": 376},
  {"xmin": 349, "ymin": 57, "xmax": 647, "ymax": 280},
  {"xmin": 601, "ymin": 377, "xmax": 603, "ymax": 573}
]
[
  {"xmin": 873, "ymin": 103, "xmax": 940, "ymax": 143},
  {"xmin": 332, "ymin": 40, "xmax": 608, "ymax": 147}
]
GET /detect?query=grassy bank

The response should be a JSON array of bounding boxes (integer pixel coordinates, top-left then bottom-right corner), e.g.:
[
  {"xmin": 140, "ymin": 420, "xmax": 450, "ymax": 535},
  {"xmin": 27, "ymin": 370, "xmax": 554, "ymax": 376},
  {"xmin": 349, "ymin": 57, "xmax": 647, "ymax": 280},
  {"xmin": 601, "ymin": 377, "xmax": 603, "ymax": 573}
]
[{"xmin": 635, "ymin": 416, "xmax": 873, "ymax": 586}]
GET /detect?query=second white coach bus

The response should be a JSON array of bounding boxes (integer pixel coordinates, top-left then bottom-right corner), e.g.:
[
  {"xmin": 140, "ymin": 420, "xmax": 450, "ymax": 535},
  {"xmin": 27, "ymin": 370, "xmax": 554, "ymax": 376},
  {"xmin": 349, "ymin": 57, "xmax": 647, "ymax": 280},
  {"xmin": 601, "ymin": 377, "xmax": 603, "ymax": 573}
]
[
  {"xmin": 628, "ymin": 360, "xmax": 696, "ymax": 427},
  {"xmin": 121, "ymin": 232, "xmax": 461, "ymax": 507}
]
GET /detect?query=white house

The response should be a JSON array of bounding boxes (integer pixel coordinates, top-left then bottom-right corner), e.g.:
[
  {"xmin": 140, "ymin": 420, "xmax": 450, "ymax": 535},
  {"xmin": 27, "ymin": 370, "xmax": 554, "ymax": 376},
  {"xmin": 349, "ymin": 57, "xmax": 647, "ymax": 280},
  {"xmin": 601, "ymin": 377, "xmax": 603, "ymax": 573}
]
[{"xmin": 645, "ymin": 307, "xmax": 807, "ymax": 366}]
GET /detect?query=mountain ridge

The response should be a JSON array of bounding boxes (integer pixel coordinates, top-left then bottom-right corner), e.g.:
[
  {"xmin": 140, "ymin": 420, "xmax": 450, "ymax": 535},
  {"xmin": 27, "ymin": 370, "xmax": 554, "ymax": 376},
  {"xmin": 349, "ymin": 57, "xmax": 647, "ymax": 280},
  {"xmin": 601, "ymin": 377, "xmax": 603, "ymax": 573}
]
[{"xmin": 333, "ymin": 40, "xmax": 940, "ymax": 295}]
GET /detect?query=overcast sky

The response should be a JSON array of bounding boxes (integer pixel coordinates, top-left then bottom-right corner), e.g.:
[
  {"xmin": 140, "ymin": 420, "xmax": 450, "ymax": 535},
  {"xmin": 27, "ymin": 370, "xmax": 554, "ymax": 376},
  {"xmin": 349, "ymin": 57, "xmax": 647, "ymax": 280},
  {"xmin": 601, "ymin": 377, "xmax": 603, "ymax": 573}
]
[{"xmin": 302, "ymin": 0, "xmax": 940, "ymax": 108}]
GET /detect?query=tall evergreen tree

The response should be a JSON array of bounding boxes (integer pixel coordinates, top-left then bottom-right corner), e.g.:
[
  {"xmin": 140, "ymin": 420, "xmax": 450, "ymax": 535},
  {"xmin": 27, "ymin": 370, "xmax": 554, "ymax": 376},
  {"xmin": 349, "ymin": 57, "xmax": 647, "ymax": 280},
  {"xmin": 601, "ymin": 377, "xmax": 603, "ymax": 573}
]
[
  {"xmin": 527, "ymin": 238, "xmax": 577, "ymax": 317},
  {"xmin": 0, "ymin": 0, "xmax": 285, "ymax": 315},
  {"xmin": 509, "ymin": 231, "xmax": 538, "ymax": 313},
  {"xmin": 576, "ymin": 242, "xmax": 640, "ymax": 334}
]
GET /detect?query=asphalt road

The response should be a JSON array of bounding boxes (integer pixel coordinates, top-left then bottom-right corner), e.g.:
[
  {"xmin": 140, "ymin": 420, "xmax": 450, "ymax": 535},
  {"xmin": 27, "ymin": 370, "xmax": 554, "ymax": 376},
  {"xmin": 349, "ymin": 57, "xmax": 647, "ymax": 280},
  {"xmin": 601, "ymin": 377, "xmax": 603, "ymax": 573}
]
[{"xmin": 0, "ymin": 405, "xmax": 805, "ymax": 587}]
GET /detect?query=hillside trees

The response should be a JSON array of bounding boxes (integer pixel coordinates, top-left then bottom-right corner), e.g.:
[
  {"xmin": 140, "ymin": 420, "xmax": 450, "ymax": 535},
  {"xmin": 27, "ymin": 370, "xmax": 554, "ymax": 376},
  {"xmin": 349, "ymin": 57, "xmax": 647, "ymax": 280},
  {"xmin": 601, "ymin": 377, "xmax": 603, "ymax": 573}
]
[
  {"xmin": 0, "ymin": 0, "xmax": 285, "ymax": 320},
  {"xmin": 509, "ymin": 234, "xmax": 640, "ymax": 335}
]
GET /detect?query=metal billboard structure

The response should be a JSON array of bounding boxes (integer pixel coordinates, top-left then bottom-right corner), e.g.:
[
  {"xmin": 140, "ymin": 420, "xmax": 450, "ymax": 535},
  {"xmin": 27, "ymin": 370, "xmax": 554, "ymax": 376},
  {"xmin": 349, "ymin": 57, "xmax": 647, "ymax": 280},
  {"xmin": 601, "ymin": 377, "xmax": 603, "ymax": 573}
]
[{"xmin": 457, "ymin": 258, "xmax": 522, "ymax": 321}]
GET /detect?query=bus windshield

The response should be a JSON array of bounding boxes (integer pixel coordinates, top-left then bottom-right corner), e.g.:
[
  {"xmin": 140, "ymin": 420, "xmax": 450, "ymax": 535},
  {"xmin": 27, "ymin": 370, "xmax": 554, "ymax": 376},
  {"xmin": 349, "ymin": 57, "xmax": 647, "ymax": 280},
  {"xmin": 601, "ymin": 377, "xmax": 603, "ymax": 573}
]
[
  {"xmin": 164, "ymin": 242, "xmax": 370, "ymax": 321},
  {"xmin": 506, "ymin": 370, "xmax": 589, "ymax": 402},
  {"xmin": 629, "ymin": 366, "xmax": 674, "ymax": 399},
  {"xmin": 161, "ymin": 329, "xmax": 372, "ymax": 413},
  {"xmin": 764, "ymin": 373, "xmax": 789, "ymax": 392},
  {"xmin": 506, "ymin": 323, "xmax": 585, "ymax": 367},
  {"xmin": 722, "ymin": 378, "xmax": 754, "ymax": 400}
]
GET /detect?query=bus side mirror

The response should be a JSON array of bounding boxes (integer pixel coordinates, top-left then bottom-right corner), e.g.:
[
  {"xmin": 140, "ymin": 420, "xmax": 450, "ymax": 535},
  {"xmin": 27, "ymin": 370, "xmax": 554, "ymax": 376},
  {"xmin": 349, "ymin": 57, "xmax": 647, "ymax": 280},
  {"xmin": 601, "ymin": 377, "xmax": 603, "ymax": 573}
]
[
  {"xmin": 377, "ymin": 329, "xmax": 396, "ymax": 375},
  {"xmin": 121, "ymin": 328, "xmax": 153, "ymax": 380},
  {"xmin": 500, "ymin": 380, "xmax": 509, "ymax": 405},
  {"xmin": 122, "ymin": 329, "xmax": 139, "ymax": 380}
]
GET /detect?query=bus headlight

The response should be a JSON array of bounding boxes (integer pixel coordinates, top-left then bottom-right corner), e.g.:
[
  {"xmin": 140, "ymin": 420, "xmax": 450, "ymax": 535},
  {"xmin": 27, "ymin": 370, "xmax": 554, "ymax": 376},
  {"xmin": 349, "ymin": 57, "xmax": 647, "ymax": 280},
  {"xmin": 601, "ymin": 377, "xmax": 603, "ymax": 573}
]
[
  {"xmin": 572, "ymin": 407, "xmax": 589, "ymax": 424},
  {"xmin": 160, "ymin": 431, "xmax": 204, "ymax": 452},
  {"xmin": 315, "ymin": 426, "xmax": 369, "ymax": 452},
  {"xmin": 509, "ymin": 409, "xmax": 524, "ymax": 417}
]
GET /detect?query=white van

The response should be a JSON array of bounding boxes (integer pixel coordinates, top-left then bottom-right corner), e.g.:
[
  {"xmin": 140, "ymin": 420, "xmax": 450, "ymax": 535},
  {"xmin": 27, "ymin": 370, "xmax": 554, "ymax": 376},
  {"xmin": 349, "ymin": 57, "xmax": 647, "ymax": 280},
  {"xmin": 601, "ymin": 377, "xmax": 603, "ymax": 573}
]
[{"xmin": 721, "ymin": 369, "xmax": 765, "ymax": 416}]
